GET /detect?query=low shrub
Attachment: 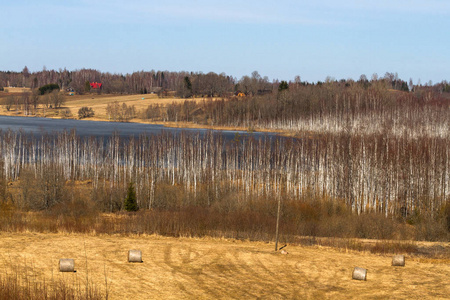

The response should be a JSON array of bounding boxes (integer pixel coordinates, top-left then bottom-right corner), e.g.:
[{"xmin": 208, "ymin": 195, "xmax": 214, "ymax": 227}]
[{"xmin": 78, "ymin": 107, "xmax": 95, "ymax": 119}]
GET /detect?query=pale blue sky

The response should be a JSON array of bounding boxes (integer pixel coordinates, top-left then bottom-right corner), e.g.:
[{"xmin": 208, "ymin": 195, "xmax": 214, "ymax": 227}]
[{"xmin": 1, "ymin": 0, "xmax": 449, "ymax": 83}]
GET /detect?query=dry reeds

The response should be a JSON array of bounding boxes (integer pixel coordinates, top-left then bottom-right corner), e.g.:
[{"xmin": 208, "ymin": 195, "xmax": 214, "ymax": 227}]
[{"xmin": 1, "ymin": 260, "xmax": 104, "ymax": 299}]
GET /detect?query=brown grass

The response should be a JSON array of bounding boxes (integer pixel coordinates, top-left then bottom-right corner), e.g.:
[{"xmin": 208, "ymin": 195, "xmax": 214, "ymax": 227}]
[
  {"xmin": 0, "ymin": 93, "xmax": 197, "ymax": 120},
  {"xmin": 1, "ymin": 87, "xmax": 31, "ymax": 94},
  {"xmin": 0, "ymin": 265, "xmax": 104, "ymax": 300},
  {"xmin": 0, "ymin": 92, "xmax": 292, "ymax": 134},
  {"xmin": 63, "ymin": 94, "xmax": 203, "ymax": 120},
  {"xmin": 61, "ymin": 94, "xmax": 287, "ymax": 134},
  {"xmin": 0, "ymin": 232, "xmax": 448, "ymax": 299}
]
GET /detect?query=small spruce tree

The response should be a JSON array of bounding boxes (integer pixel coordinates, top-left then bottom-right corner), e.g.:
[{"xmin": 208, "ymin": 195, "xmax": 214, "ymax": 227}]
[
  {"xmin": 84, "ymin": 80, "xmax": 91, "ymax": 93},
  {"xmin": 278, "ymin": 80, "xmax": 289, "ymax": 92},
  {"xmin": 124, "ymin": 182, "xmax": 138, "ymax": 211}
]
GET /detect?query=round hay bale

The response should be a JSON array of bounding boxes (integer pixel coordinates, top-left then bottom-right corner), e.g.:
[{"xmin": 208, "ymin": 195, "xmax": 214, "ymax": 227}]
[
  {"xmin": 392, "ymin": 255, "xmax": 405, "ymax": 266},
  {"xmin": 59, "ymin": 259, "xmax": 75, "ymax": 272},
  {"xmin": 128, "ymin": 250, "xmax": 142, "ymax": 263},
  {"xmin": 352, "ymin": 267, "xmax": 367, "ymax": 281}
]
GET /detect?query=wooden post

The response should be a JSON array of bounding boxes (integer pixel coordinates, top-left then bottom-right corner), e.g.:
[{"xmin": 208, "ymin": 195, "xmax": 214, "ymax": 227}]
[{"xmin": 275, "ymin": 196, "xmax": 281, "ymax": 251}]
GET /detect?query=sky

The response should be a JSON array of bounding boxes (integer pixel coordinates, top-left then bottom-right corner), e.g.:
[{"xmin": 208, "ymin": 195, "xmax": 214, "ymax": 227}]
[{"xmin": 1, "ymin": 0, "xmax": 449, "ymax": 83}]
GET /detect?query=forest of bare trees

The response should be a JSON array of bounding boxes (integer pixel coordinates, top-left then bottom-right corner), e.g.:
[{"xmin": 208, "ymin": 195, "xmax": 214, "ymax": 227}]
[
  {"xmin": 0, "ymin": 67, "xmax": 240, "ymax": 96},
  {"xmin": 0, "ymin": 67, "xmax": 449, "ymax": 241},
  {"xmin": 0, "ymin": 128, "xmax": 448, "ymax": 240},
  {"xmin": 2, "ymin": 67, "xmax": 449, "ymax": 98},
  {"xmin": 141, "ymin": 79, "xmax": 450, "ymax": 139}
]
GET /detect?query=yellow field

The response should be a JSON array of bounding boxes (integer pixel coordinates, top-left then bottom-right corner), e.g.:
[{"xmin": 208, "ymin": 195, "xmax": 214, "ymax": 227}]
[
  {"xmin": 62, "ymin": 94, "xmax": 260, "ymax": 132},
  {"xmin": 1, "ymin": 87, "xmax": 31, "ymax": 93},
  {"xmin": 0, "ymin": 92, "xmax": 297, "ymax": 135},
  {"xmin": 0, "ymin": 232, "xmax": 448, "ymax": 299},
  {"xmin": 0, "ymin": 92, "xmax": 212, "ymax": 121},
  {"xmin": 63, "ymin": 93, "xmax": 210, "ymax": 121}
]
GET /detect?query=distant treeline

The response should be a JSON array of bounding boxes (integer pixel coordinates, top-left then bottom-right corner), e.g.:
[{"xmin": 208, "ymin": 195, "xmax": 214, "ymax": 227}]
[
  {"xmin": 2, "ymin": 67, "xmax": 450, "ymax": 97},
  {"xmin": 140, "ymin": 80, "xmax": 450, "ymax": 140}
]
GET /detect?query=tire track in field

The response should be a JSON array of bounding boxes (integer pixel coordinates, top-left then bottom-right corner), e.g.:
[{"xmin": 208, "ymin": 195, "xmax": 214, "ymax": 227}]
[
  {"xmin": 140, "ymin": 243, "xmax": 196, "ymax": 299},
  {"xmin": 227, "ymin": 249, "xmax": 286, "ymax": 291},
  {"xmin": 88, "ymin": 241, "xmax": 162, "ymax": 299},
  {"xmin": 192, "ymin": 246, "xmax": 291, "ymax": 298},
  {"xmin": 217, "ymin": 246, "xmax": 306, "ymax": 298},
  {"xmin": 243, "ymin": 252, "xmax": 305, "ymax": 298},
  {"xmin": 252, "ymin": 254, "xmax": 296, "ymax": 296},
  {"xmin": 161, "ymin": 243, "xmax": 271, "ymax": 299},
  {"xmin": 162, "ymin": 244, "xmax": 223, "ymax": 298},
  {"xmin": 202, "ymin": 250, "xmax": 264, "ymax": 298}
]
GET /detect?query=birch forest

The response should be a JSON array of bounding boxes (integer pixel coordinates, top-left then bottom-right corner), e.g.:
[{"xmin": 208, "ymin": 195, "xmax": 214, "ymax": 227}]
[
  {"xmin": 0, "ymin": 126, "xmax": 448, "ymax": 239},
  {"xmin": 0, "ymin": 69, "xmax": 449, "ymax": 241},
  {"xmin": 1, "ymin": 127, "xmax": 448, "ymax": 213}
]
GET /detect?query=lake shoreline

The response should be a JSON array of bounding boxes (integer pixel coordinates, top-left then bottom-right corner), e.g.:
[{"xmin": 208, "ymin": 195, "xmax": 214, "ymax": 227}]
[
  {"xmin": 0, "ymin": 111, "xmax": 299, "ymax": 137},
  {"xmin": 0, "ymin": 114, "xmax": 289, "ymax": 140}
]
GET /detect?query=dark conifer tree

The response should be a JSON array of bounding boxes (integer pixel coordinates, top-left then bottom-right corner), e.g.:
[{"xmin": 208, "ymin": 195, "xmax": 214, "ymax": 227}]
[{"xmin": 124, "ymin": 182, "xmax": 138, "ymax": 211}]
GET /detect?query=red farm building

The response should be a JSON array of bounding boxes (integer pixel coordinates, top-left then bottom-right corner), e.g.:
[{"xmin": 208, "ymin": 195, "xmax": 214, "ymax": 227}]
[{"xmin": 90, "ymin": 82, "xmax": 102, "ymax": 89}]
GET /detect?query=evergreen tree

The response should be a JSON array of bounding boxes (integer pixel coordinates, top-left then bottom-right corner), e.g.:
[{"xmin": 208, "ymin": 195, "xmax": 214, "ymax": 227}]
[
  {"xmin": 124, "ymin": 182, "xmax": 138, "ymax": 211},
  {"xmin": 183, "ymin": 76, "xmax": 193, "ymax": 98},
  {"xmin": 184, "ymin": 76, "xmax": 192, "ymax": 91},
  {"xmin": 278, "ymin": 80, "xmax": 289, "ymax": 92},
  {"xmin": 38, "ymin": 83, "xmax": 60, "ymax": 95},
  {"xmin": 84, "ymin": 80, "xmax": 91, "ymax": 93}
]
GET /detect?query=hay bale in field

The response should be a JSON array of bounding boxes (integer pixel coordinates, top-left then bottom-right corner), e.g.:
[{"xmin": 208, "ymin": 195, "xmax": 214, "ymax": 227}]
[
  {"xmin": 392, "ymin": 255, "xmax": 405, "ymax": 266},
  {"xmin": 128, "ymin": 250, "xmax": 143, "ymax": 263},
  {"xmin": 352, "ymin": 267, "xmax": 367, "ymax": 281},
  {"xmin": 59, "ymin": 259, "xmax": 75, "ymax": 272}
]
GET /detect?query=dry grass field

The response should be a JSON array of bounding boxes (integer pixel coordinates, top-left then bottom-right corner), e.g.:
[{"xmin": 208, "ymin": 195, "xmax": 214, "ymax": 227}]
[
  {"xmin": 62, "ymin": 94, "xmax": 243, "ymax": 131},
  {"xmin": 0, "ymin": 91, "xmax": 260, "ymax": 132},
  {"xmin": 0, "ymin": 87, "xmax": 31, "ymax": 94},
  {"xmin": 0, "ymin": 232, "xmax": 448, "ymax": 299},
  {"xmin": 0, "ymin": 90, "xmax": 299, "ymax": 136},
  {"xmin": 0, "ymin": 89, "xmax": 212, "ymax": 120},
  {"xmin": 63, "ymin": 93, "xmax": 206, "ymax": 121}
]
